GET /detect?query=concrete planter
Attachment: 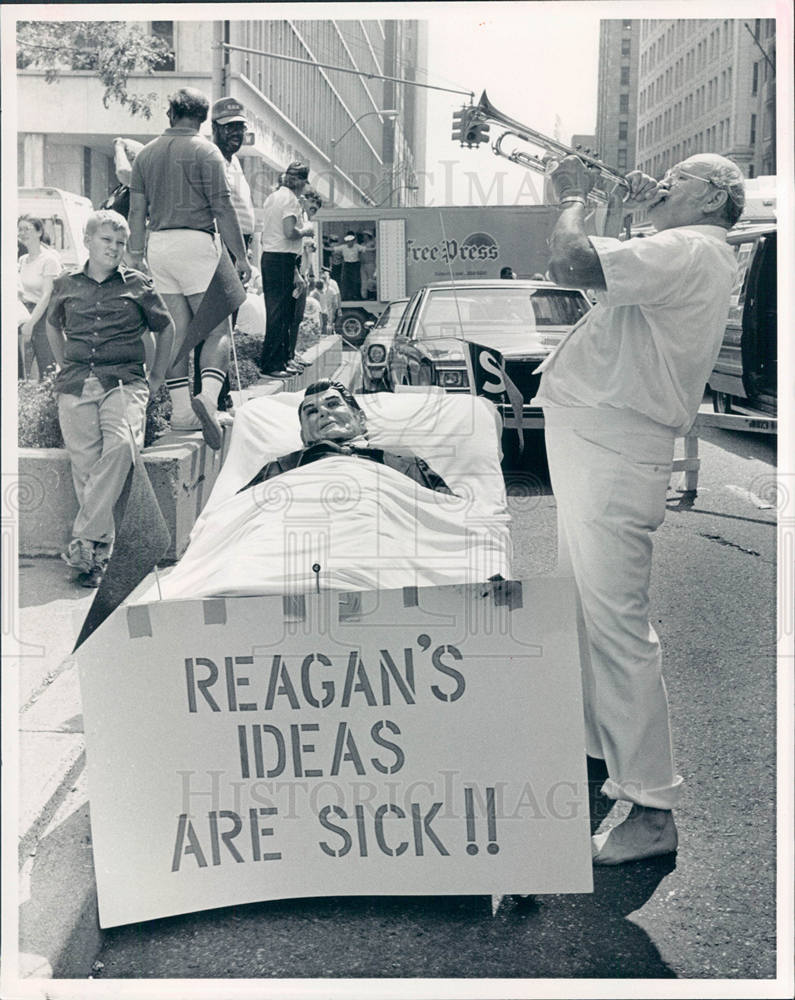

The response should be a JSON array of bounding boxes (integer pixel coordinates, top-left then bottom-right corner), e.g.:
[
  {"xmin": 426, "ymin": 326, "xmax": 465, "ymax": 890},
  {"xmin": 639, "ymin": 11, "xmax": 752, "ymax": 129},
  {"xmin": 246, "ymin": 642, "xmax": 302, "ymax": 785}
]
[{"xmin": 17, "ymin": 336, "xmax": 352, "ymax": 562}]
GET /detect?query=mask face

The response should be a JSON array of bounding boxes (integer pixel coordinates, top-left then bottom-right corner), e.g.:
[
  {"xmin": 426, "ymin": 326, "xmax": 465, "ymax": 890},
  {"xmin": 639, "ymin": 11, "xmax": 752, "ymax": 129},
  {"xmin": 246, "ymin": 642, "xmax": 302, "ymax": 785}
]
[{"xmin": 299, "ymin": 389, "xmax": 365, "ymax": 445}]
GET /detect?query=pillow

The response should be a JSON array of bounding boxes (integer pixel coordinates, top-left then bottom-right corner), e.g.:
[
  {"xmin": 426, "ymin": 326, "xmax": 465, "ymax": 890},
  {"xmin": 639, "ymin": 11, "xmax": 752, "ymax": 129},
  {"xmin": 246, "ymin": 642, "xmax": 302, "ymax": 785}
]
[{"xmin": 202, "ymin": 389, "xmax": 508, "ymax": 519}]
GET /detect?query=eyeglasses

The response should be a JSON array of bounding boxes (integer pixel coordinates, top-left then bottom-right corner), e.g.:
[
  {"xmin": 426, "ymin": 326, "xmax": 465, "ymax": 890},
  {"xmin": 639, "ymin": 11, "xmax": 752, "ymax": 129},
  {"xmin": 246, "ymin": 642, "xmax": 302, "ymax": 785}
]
[{"xmin": 661, "ymin": 167, "xmax": 715, "ymax": 188}]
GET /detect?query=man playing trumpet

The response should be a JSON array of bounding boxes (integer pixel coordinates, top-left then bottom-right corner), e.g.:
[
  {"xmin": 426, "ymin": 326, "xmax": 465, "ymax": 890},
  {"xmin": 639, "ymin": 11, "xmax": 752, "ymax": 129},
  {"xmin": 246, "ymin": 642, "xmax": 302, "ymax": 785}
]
[{"xmin": 536, "ymin": 153, "xmax": 745, "ymax": 864}]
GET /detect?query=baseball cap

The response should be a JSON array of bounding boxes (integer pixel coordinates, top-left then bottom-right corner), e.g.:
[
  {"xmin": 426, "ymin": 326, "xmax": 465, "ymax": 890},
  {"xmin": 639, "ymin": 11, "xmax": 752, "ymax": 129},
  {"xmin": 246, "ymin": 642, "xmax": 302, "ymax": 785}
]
[
  {"xmin": 212, "ymin": 97, "xmax": 246, "ymax": 124},
  {"xmin": 343, "ymin": 233, "xmax": 355, "ymax": 242},
  {"xmin": 285, "ymin": 160, "xmax": 310, "ymax": 179}
]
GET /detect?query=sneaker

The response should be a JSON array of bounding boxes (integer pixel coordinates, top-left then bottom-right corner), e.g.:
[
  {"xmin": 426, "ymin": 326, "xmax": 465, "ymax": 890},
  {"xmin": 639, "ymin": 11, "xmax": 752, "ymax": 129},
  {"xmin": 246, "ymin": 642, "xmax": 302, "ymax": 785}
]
[
  {"xmin": 263, "ymin": 369, "xmax": 291, "ymax": 379},
  {"xmin": 170, "ymin": 410, "xmax": 203, "ymax": 432},
  {"xmin": 78, "ymin": 565, "xmax": 105, "ymax": 588},
  {"xmin": 191, "ymin": 391, "xmax": 223, "ymax": 451},
  {"xmin": 61, "ymin": 538, "xmax": 95, "ymax": 574}
]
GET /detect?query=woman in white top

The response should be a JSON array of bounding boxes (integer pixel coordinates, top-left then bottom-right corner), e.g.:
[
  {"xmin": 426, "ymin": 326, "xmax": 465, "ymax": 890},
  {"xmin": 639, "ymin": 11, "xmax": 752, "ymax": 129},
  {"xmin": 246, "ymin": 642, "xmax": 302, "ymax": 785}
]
[{"xmin": 18, "ymin": 215, "xmax": 61, "ymax": 379}]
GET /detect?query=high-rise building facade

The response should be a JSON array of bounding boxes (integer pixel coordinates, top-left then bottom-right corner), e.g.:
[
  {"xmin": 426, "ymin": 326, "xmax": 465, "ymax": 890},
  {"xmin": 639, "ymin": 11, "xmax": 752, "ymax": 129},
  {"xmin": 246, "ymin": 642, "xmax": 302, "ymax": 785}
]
[
  {"xmin": 17, "ymin": 17, "xmax": 428, "ymax": 209},
  {"xmin": 635, "ymin": 17, "xmax": 776, "ymax": 180},
  {"xmin": 595, "ymin": 19, "xmax": 640, "ymax": 174}
]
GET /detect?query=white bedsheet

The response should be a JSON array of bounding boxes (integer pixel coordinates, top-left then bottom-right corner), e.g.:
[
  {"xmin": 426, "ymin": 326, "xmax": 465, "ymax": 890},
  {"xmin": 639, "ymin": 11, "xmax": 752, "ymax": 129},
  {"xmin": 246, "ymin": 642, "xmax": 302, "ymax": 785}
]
[
  {"xmin": 136, "ymin": 454, "xmax": 511, "ymax": 600},
  {"xmin": 202, "ymin": 390, "xmax": 508, "ymax": 523},
  {"xmin": 134, "ymin": 390, "xmax": 511, "ymax": 601}
]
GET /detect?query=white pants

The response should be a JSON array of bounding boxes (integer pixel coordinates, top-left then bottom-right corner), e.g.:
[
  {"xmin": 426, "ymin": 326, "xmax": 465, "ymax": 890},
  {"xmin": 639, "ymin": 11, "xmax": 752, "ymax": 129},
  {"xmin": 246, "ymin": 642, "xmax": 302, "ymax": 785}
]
[{"xmin": 544, "ymin": 406, "xmax": 683, "ymax": 810}]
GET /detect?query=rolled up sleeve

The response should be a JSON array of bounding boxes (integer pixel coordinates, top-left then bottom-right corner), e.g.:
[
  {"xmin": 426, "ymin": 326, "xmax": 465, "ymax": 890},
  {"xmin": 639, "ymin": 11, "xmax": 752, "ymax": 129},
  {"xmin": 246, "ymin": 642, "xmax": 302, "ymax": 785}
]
[{"xmin": 591, "ymin": 231, "xmax": 690, "ymax": 308}]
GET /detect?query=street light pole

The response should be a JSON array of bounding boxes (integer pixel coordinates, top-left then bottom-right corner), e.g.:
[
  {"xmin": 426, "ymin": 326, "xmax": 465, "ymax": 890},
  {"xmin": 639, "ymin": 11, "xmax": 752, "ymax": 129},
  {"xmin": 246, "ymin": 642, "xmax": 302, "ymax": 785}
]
[{"xmin": 328, "ymin": 109, "xmax": 398, "ymax": 206}]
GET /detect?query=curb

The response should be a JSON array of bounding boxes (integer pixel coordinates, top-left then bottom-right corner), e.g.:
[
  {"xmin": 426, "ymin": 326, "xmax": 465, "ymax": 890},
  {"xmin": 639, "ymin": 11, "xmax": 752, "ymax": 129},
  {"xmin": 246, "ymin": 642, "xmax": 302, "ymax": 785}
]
[{"xmin": 16, "ymin": 335, "xmax": 357, "ymax": 980}]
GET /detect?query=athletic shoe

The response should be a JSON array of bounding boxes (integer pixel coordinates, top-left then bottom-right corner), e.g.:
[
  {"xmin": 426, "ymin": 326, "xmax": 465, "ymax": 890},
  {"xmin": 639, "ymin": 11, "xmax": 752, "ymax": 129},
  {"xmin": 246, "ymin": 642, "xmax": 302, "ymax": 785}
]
[
  {"xmin": 60, "ymin": 538, "xmax": 95, "ymax": 575},
  {"xmin": 263, "ymin": 369, "xmax": 291, "ymax": 379},
  {"xmin": 170, "ymin": 410, "xmax": 203, "ymax": 432},
  {"xmin": 191, "ymin": 391, "xmax": 223, "ymax": 451}
]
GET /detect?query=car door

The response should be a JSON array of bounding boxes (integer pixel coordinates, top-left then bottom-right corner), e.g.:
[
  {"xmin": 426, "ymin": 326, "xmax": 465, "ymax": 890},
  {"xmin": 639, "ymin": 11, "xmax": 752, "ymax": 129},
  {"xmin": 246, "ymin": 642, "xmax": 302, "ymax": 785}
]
[
  {"xmin": 387, "ymin": 290, "xmax": 423, "ymax": 387},
  {"xmin": 741, "ymin": 233, "xmax": 776, "ymax": 406}
]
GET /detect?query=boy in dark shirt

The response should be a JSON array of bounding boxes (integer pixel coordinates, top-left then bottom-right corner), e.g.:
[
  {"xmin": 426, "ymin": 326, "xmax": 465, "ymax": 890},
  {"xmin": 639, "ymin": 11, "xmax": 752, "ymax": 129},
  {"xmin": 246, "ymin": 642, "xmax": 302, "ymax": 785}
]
[{"xmin": 46, "ymin": 210, "xmax": 174, "ymax": 586}]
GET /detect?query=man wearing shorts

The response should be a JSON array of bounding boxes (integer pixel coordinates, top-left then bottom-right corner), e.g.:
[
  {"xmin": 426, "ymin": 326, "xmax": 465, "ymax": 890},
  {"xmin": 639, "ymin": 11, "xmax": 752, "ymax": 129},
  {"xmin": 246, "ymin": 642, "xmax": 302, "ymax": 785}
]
[{"xmin": 128, "ymin": 87, "xmax": 250, "ymax": 449}]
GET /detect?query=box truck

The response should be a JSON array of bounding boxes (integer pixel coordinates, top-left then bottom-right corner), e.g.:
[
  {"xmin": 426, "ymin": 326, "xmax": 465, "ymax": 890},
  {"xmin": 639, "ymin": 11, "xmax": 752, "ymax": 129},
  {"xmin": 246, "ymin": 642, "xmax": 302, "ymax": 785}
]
[{"xmin": 314, "ymin": 205, "xmax": 562, "ymax": 343}]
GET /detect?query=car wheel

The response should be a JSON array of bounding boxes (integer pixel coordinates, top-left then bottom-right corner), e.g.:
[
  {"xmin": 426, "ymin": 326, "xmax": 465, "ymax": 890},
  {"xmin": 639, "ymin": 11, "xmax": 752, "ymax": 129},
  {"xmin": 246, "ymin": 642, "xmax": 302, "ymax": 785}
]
[
  {"xmin": 341, "ymin": 314, "xmax": 365, "ymax": 344},
  {"xmin": 712, "ymin": 390, "xmax": 734, "ymax": 414}
]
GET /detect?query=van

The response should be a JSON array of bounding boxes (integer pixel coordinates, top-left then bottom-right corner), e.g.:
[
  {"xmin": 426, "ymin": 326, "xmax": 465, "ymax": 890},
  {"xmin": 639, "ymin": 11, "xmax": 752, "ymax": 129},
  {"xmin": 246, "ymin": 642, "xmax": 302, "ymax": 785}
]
[
  {"xmin": 17, "ymin": 187, "xmax": 93, "ymax": 269},
  {"xmin": 708, "ymin": 220, "xmax": 777, "ymax": 418}
]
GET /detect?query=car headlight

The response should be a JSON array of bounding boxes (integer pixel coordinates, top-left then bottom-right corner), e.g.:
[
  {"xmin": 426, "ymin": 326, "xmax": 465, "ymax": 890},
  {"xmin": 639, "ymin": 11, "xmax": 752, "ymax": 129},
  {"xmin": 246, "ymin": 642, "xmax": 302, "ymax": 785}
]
[
  {"xmin": 438, "ymin": 369, "xmax": 469, "ymax": 388},
  {"xmin": 367, "ymin": 344, "xmax": 386, "ymax": 363}
]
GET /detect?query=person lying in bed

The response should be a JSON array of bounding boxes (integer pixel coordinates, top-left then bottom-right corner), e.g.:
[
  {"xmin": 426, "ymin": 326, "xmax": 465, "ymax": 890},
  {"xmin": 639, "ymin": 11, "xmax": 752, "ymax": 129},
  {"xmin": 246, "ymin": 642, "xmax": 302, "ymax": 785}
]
[{"xmin": 240, "ymin": 379, "xmax": 454, "ymax": 495}]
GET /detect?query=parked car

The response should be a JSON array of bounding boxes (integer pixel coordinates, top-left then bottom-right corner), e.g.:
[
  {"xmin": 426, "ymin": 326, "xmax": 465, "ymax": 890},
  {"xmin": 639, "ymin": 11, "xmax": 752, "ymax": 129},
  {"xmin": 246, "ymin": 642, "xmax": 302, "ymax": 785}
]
[
  {"xmin": 708, "ymin": 220, "xmax": 777, "ymax": 418},
  {"xmin": 359, "ymin": 298, "xmax": 410, "ymax": 391},
  {"xmin": 385, "ymin": 280, "xmax": 591, "ymax": 434}
]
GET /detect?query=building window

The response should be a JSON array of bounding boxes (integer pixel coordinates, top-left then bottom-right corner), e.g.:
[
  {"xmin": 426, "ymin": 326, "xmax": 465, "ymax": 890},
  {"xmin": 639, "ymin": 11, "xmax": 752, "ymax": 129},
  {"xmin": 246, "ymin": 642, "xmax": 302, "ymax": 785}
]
[
  {"xmin": 151, "ymin": 21, "xmax": 175, "ymax": 70},
  {"xmin": 622, "ymin": 19, "xmax": 631, "ymax": 30},
  {"xmin": 752, "ymin": 62, "xmax": 758, "ymax": 95},
  {"xmin": 618, "ymin": 120, "xmax": 628, "ymax": 141},
  {"xmin": 750, "ymin": 114, "xmax": 756, "ymax": 144},
  {"xmin": 748, "ymin": 164, "xmax": 755, "ymax": 178},
  {"xmin": 620, "ymin": 65, "xmax": 630, "ymax": 86},
  {"xmin": 621, "ymin": 38, "xmax": 631, "ymax": 56},
  {"xmin": 619, "ymin": 93, "xmax": 629, "ymax": 113},
  {"xmin": 617, "ymin": 149, "xmax": 628, "ymax": 169}
]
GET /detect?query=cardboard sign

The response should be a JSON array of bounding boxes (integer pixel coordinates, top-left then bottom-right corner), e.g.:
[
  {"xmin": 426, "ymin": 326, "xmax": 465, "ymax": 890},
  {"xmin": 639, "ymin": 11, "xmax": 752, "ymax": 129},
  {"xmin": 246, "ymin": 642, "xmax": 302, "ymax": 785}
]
[{"xmin": 76, "ymin": 579, "xmax": 592, "ymax": 928}]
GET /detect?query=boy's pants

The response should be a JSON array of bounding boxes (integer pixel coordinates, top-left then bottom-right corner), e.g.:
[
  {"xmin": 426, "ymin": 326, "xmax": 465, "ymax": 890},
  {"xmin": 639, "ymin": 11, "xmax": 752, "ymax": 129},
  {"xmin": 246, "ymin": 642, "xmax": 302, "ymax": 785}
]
[{"xmin": 58, "ymin": 375, "xmax": 149, "ymax": 545}]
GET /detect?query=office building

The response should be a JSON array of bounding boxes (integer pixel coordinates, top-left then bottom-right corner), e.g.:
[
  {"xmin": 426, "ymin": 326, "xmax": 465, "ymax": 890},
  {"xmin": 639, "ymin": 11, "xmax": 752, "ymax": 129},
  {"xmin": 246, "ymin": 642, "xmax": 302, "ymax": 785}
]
[
  {"xmin": 635, "ymin": 17, "xmax": 776, "ymax": 179},
  {"xmin": 595, "ymin": 19, "xmax": 640, "ymax": 174},
  {"xmin": 17, "ymin": 17, "xmax": 428, "ymax": 209}
]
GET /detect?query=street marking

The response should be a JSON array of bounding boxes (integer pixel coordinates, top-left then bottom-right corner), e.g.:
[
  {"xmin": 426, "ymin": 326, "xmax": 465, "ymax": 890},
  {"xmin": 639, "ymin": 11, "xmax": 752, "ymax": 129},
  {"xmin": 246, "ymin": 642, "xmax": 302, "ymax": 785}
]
[{"xmin": 725, "ymin": 484, "xmax": 774, "ymax": 510}]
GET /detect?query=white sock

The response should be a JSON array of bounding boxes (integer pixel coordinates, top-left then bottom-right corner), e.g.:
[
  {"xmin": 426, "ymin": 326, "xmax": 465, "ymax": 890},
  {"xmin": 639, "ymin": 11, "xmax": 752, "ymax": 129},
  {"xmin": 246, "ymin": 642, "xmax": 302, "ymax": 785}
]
[
  {"xmin": 200, "ymin": 368, "xmax": 226, "ymax": 405},
  {"xmin": 166, "ymin": 378, "xmax": 191, "ymax": 413}
]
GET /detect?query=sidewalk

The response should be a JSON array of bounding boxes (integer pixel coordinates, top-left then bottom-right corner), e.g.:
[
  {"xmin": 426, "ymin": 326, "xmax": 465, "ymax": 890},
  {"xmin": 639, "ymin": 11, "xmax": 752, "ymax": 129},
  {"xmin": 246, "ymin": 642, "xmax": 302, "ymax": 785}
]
[{"xmin": 14, "ymin": 342, "xmax": 363, "ymax": 979}]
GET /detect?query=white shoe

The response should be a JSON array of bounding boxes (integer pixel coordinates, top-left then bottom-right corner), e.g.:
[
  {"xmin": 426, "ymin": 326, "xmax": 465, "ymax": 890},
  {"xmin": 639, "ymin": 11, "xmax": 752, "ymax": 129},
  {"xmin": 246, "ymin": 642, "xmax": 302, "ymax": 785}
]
[
  {"xmin": 191, "ymin": 392, "xmax": 223, "ymax": 451},
  {"xmin": 170, "ymin": 410, "xmax": 202, "ymax": 433},
  {"xmin": 591, "ymin": 806, "xmax": 678, "ymax": 865}
]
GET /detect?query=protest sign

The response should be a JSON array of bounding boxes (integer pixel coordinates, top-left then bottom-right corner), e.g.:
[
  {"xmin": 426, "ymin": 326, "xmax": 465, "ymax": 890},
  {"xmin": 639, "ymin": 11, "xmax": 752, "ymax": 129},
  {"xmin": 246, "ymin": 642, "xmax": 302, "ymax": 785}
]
[{"xmin": 76, "ymin": 578, "xmax": 592, "ymax": 927}]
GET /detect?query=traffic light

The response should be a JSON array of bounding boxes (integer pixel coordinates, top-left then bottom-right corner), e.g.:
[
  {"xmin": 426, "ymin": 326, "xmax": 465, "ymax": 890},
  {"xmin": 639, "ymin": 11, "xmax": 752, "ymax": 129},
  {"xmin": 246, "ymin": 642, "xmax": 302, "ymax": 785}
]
[
  {"xmin": 452, "ymin": 108, "xmax": 491, "ymax": 147},
  {"xmin": 465, "ymin": 120, "xmax": 490, "ymax": 147},
  {"xmin": 451, "ymin": 108, "xmax": 469, "ymax": 143}
]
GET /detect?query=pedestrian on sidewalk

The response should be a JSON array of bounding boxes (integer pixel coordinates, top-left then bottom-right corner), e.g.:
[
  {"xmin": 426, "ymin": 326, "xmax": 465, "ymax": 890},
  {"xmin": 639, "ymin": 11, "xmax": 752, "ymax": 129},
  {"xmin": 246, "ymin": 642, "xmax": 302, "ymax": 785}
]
[
  {"xmin": 128, "ymin": 87, "xmax": 250, "ymax": 450},
  {"xmin": 322, "ymin": 268, "xmax": 341, "ymax": 334},
  {"xmin": 46, "ymin": 209, "xmax": 174, "ymax": 587},
  {"xmin": 285, "ymin": 187, "xmax": 323, "ymax": 374},
  {"xmin": 17, "ymin": 215, "xmax": 61, "ymax": 380},
  {"xmin": 538, "ymin": 152, "xmax": 744, "ymax": 864},
  {"xmin": 210, "ymin": 95, "xmax": 259, "ymax": 406},
  {"xmin": 257, "ymin": 161, "xmax": 315, "ymax": 378}
]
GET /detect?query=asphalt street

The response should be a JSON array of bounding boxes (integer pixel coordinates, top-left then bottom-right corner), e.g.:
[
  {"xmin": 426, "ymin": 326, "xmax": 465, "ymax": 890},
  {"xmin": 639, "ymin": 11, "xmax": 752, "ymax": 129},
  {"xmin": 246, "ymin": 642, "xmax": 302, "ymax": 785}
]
[{"xmin": 90, "ymin": 421, "xmax": 779, "ymax": 983}]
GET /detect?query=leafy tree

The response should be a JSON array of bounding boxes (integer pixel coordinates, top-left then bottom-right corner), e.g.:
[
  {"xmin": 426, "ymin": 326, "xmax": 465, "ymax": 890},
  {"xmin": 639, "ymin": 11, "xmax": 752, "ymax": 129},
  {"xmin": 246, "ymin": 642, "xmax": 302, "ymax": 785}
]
[{"xmin": 16, "ymin": 20, "xmax": 173, "ymax": 119}]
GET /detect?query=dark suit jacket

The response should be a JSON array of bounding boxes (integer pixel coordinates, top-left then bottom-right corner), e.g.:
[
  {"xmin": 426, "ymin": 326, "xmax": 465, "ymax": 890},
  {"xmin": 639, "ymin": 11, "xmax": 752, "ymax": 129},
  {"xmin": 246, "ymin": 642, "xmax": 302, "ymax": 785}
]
[{"xmin": 239, "ymin": 440, "xmax": 453, "ymax": 495}]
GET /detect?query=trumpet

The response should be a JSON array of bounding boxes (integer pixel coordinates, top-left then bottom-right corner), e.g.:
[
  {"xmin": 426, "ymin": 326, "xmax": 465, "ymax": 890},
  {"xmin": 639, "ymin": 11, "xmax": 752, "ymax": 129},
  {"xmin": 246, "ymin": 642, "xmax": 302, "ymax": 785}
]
[{"xmin": 459, "ymin": 91, "xmax": 629, "ymax": 202}]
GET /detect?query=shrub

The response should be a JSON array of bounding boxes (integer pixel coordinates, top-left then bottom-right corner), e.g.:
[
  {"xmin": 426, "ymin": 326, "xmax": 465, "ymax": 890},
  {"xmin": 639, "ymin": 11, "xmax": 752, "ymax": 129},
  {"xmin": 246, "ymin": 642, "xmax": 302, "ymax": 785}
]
[{"xmin": 18, "ymin": 373, "xmax": 63, "ymax": 448}]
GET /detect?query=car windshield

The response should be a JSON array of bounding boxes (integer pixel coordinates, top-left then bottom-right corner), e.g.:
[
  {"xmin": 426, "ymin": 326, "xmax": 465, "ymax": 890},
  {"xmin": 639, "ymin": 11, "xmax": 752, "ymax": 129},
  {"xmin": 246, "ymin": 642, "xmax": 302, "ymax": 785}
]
[
  {"xmin": 416, "ymin": 287, "xmax": 589, "ymax": 339},
  {"xmin": 373, "ymin": 300, "xmax": 409, "ymax": 333}
]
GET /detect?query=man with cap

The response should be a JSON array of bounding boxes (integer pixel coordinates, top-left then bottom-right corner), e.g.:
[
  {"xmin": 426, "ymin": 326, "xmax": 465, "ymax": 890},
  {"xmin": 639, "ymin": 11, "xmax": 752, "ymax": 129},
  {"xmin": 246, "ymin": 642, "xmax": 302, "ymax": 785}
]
[
  {"xmin": 210, "ymin": 96, "xmax": 259, "ymax": 409},
  {"xmin": 128, "ymin": 87, "xmax": 250, "ymax": 449},
  {"xmin": 257, "ymin": 161, "xmax": 314, "ymax": 378}
]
